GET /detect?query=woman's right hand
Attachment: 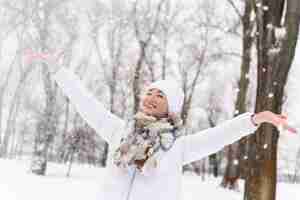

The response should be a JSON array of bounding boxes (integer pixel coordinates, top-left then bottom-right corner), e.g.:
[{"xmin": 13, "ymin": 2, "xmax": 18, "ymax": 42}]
[{"xmin": 24, "ymin": 49, "xmax": 64, "ymax": 74}]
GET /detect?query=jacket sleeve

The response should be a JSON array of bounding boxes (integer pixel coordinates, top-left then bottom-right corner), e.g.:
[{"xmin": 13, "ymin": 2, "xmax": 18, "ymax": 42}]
[
  {"xmin": 181, "ymin": 112, "xmax": 259, "ymax": 165},
  {"xmin": 53, "ymin": 68, "xmax": 125, "ymax": 145}
]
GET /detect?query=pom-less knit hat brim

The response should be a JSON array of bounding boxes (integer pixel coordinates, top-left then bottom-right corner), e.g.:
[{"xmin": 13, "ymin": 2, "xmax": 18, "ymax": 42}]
[{"xmin": 146, "ymin": 79, "xmax": 184, "ymax": 115}]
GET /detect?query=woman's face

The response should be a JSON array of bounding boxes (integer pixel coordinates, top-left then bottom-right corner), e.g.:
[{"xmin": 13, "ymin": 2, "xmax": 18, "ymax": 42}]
[{"xmin": 140, "ymin": 88, "xmax": 169, "ymax": 118}]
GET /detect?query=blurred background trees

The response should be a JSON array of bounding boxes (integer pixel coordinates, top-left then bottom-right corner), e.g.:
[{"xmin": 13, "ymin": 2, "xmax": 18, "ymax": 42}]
[{"xmin": 0, "ymin": 1, "xmax": 299, "ymax": 199}]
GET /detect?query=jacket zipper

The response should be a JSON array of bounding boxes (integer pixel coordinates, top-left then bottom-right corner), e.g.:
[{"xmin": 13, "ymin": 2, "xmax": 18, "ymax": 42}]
[{"xmin": 125, "ymin": 168, "xmax": 137, "ymax": 200}]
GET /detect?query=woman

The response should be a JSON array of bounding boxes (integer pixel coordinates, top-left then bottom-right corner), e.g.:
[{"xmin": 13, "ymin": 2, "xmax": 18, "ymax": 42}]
[{"xmin": 49, "ymin": 65, "xmax": 294, "ymax": 200}]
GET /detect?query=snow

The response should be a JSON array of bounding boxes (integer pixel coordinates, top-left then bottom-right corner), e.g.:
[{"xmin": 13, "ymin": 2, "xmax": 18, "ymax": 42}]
[
  {"xmin": 245, "ymin": 73, "xmax": 250, "ymax": 79},
  {"xmin": 0, "ymin": 159, "xmax": 300, "ymax": 200},
  {"xmin": 275, "ymin": 27, "xmax": 287, "ymax": 40},
  {"xmin": 234, "ymin": 88, "xmax": 240, "ymax": 93},
  {"xmin": 278, "ymin": 124, "xmax": 284, "ymax": 132},
  {"xmin": 267, "ymin": 23, "xmax": 273, "ymax": 29},
  {"xmin": 269, "ymin": 47, "xmax": 281, "ymax": 55},
  {"xmin": 250, "ymin": 10, "xmax": 256, "ymax": 21},
  {"xmin": 233, "ymin": 159, "xmax": 239, "ymax": 165},
  {"xmin": 263, "ymin": 6, "xmax": 269, "ymax": 11},
  {"xmin": 38, "ymin": 11, "xmax": 45, "ymax": 20},
  {"xmin": 268, "ymin": 93, "xmax": 274, "ymax": 98},
  {"xmin": 256, "ymin": 3, "xmax": 262, "ymax": 8}
]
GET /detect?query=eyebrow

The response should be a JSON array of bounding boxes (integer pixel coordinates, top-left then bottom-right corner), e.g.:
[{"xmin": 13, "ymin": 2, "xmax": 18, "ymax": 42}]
[{"xmin": 148, "ymin": 88, "xmax": 165, "ymax": 96}]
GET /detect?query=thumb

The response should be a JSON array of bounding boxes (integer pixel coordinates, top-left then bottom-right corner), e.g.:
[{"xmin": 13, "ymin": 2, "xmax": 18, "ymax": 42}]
[{"xmin": 279, "ymin": 114, "xmax": 287, "ymax": 120}]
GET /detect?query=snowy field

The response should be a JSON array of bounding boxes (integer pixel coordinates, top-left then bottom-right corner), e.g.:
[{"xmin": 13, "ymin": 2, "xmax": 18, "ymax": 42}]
[{"xmin": 0, "ymin": 159, "xmax": 299, "ymax": 200}]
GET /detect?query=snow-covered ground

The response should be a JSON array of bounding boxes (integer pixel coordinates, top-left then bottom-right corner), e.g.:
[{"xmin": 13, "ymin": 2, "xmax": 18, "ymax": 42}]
[{"xmin": 0, "ymin": 159, "xmax": 299, "ymax": 200}]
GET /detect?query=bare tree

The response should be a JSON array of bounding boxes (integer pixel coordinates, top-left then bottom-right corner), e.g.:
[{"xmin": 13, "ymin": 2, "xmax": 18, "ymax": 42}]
[
  {"xmin": 206, "ymin": 92, "xmax": 224, "ymax": 177},
  {"xmin": 0, "ymin": 0, "xmax": 33, "ymax": 156},
  {"xmin": 131, "ymin": 0, "xmax": 165, "ymax": 113},
  {"xmin": 178, "ymin": 1, "xmax": 229, "ymax": 126},
  {"xmin": 30, "ymin": 0, "xmax": 69, "ymax": 175},
  {"xmin": 221, "ymin": 0, "xmax": 256, "ymax": 190},
  {"xmin": 244, "ymin": 1, "xmax": 300, "ymax": 200}
]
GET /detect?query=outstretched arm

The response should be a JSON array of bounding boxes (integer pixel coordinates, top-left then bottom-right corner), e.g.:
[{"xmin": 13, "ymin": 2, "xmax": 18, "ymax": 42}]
[
  {"xmin": 181, "ymin": 112, "xmax": 258, "ymax": 165},
  {"xmin": 181, "ymin": 111, "xmax": 296, "ymax": 165},
  {"xmin": 53, "ymin": 68, "xmax": 125, "ymax": 145}
]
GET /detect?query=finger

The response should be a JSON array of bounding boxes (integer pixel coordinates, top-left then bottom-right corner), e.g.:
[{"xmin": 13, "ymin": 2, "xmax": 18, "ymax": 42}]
[
  {"xmin": 286, "ymin": 126, "xmax": 298, "ymax": 134},
  {"xmin": 279, "ymin": 114, "xmax": 288, "ymax": 119},
  {"xmin": 279, "ymin": 123, "xmax": 298, "ymax": 134},
  {"xmin": 273, "ymin": 117, "xmax": 284, "ymax": 126},
  {"xmin": 276, "ymin": 116, "xmax": 288, "ymax": 126}
]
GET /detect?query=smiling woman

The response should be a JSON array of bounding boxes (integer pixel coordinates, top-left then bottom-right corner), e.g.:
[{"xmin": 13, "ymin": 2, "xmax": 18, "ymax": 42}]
[
  {"xmin": 140, "ymin": 88, "xmax": 169, "ymax": 118},
  {"xmin": 46, "ymin": 65, "xmax": 297, "ymax": 200}
]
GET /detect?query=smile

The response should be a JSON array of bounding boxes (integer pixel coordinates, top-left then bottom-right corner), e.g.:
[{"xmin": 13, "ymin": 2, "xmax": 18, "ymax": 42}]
[{"xmin": 144, "ymin": 103, "xmax": 157, "ymax": 109}]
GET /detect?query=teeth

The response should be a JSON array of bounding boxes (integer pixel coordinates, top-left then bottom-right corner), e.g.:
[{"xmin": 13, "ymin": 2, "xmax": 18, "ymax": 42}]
[
  {"xmin": 150, "ymin": 103, "xmax": 156, "ymax": 108},
  {"xmin": 145, "ymin": 103, "xmax": 156, "ymax": 109},
  {"xmin": 146, "ymin": 104, "xmax": 153, "ymax": 109}
]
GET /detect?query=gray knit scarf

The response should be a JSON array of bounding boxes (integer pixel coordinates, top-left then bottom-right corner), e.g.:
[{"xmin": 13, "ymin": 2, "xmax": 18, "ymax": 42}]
[{"xmin": 113, "ymin": 112, "xmax": 183, "ymax": 173}]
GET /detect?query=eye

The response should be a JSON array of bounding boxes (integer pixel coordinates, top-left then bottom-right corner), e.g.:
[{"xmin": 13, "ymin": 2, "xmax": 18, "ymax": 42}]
[
  {"xmin": 146, "ymin": 92, "xmax": 152, "ymax": 96},
  {"xmin": 157, "ymin": 94, "xmax": 164, "ymax": 98}
]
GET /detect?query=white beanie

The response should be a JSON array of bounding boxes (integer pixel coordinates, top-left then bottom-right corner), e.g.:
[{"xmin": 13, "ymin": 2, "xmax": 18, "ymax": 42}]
[{"xmin": 147, "ymin": 79, "xmax": 184, "ymax": 115}]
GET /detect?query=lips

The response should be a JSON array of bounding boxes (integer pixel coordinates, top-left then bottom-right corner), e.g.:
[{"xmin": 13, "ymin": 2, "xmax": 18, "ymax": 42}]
[{"xmin": 144, "ymin": 102, "xmax": 157, "ymax": 109}]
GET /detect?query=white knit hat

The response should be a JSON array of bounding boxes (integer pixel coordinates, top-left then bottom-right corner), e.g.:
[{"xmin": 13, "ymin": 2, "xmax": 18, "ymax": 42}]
[{"xmin": 147, "ymin": 79, "xmax": 184, "ymax": 115}]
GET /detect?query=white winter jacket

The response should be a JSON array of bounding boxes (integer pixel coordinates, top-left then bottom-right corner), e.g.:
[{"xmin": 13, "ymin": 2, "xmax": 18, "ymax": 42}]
[{"xmin": 53, "ymin": 68, "xmax": 259, "ymax": 200}]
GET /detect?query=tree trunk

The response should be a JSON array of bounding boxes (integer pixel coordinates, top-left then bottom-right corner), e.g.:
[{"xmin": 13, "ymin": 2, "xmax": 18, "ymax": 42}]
[
  {"xmin": 222, "ymin": 0, "xmax": 254, "ymax": 188},
  {"xmin": 31, "ymin": 66, "xmax": 57, "ymax": 175},
  {"xmin": 209, "ymin": 153, "xmax": 219, "ymax": 177},
  {"xmin": 31, "ymin": 2, "xmax": 58, "ymax": 175},
  {"xmin": 132, "ymin": 0, "xmax": 164, "ymax": 113},
  {"xmin": 133, "ymin": 42, "xmax": 146, "ymax": 113},
  {"xmin": 66, "ymin": 148, "xmax": 75, "ymax": 177},
  {"xmin": 0, "ymin": 67, "xmax": 32, "ymax": 157},
  {"xmin": 244, "ymin": 1, "xmax": 300, "ymax": 199},
  {"xmin": 221, "ymin": 144, "xmax": 240, "ymax": 190}
]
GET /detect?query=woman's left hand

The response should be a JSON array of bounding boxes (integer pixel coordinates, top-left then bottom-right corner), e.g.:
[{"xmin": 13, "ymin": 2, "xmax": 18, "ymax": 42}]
[{"xmin": 252, "ymin": 111, "xmax": 298, "ymax": 134}]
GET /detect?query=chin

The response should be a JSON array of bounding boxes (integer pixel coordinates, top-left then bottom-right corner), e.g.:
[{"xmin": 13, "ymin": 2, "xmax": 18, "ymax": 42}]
[{"xmin": 141, "ymin": 107, "xmax": 155, "ymax": 116}]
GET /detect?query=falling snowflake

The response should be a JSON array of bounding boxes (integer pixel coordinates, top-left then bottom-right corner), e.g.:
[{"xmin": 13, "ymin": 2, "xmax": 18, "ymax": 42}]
[
  {"xmin": 277, "ymin": 124, "xmax": 284, "ymax": 132},
  {"xmin": 263, "ymin": 6, "xmax": 269, "ymax": 11},
  {"xmin": 244, "ymin": 156, "xmax": 248, "ymax": 160},
  {"xmin": 38, "ymin": 11, "xmax": 45, "ymax": 19},
  {"xmin": 250, "ymin": 10, "xmax": 256, "ymax": 21},
  {"xmin": 267, "ymin": 23, "xmax": 273, "ymax": 29},
  {"xmin": 275, "ymin": 27, "xmax": 287, "ymax": 40},
  {"xmin": 233, "ymin": 159, "xmax": 239, "ymax": 165},
  {"xmin": 268, "ymin": 93, "xmax": 274, "ymax": 98},
  {"xmin": 235, "ymin": 110, "xmax": 239, "ymax": 115},
  {"xmin": 263, "ymin": 144, "xmax": 268, "ymax": 149},
  {"xmin": 262, "ymin": 68, "xmax": 266, "ymax": 72},
  {"xmin": 268, "ymin": 47, "xmax": 281, "ymax": 55},
  {"xmin": 273, "ymin": 81, "xmax": 278, "ymax": 86}
]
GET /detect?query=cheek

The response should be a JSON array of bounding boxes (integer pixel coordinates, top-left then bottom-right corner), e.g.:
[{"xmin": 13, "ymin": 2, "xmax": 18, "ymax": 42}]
[
  {"xmin": 141, "ymin": 96, "xmax": 148, "ymax": 104},
  {"xmin": 158, "ymin": 100, "xmax": 168, "ymax": 111},
  {"xmin": 163, "ymin": 99, "xmax": 169, "ymax": 111},
  {"xmin": 163, "ymin": 102, "xmax": 168, "ymax": 111}
]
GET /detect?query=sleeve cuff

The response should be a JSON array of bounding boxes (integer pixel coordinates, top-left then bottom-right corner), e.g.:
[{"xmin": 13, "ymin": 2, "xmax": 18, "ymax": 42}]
[
  {"xmin": 244, "ymin": 112, "xmax": 259, "ymax": 133},
  {"xmin": 250, "ymin": 113, "xmax": 259, "ymax": 127}
]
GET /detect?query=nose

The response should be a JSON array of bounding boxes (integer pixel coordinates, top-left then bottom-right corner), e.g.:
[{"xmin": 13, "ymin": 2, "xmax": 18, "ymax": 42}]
[{"xmin": 148, "ymin": 95, "xmax": 157, "ymax": 104}]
